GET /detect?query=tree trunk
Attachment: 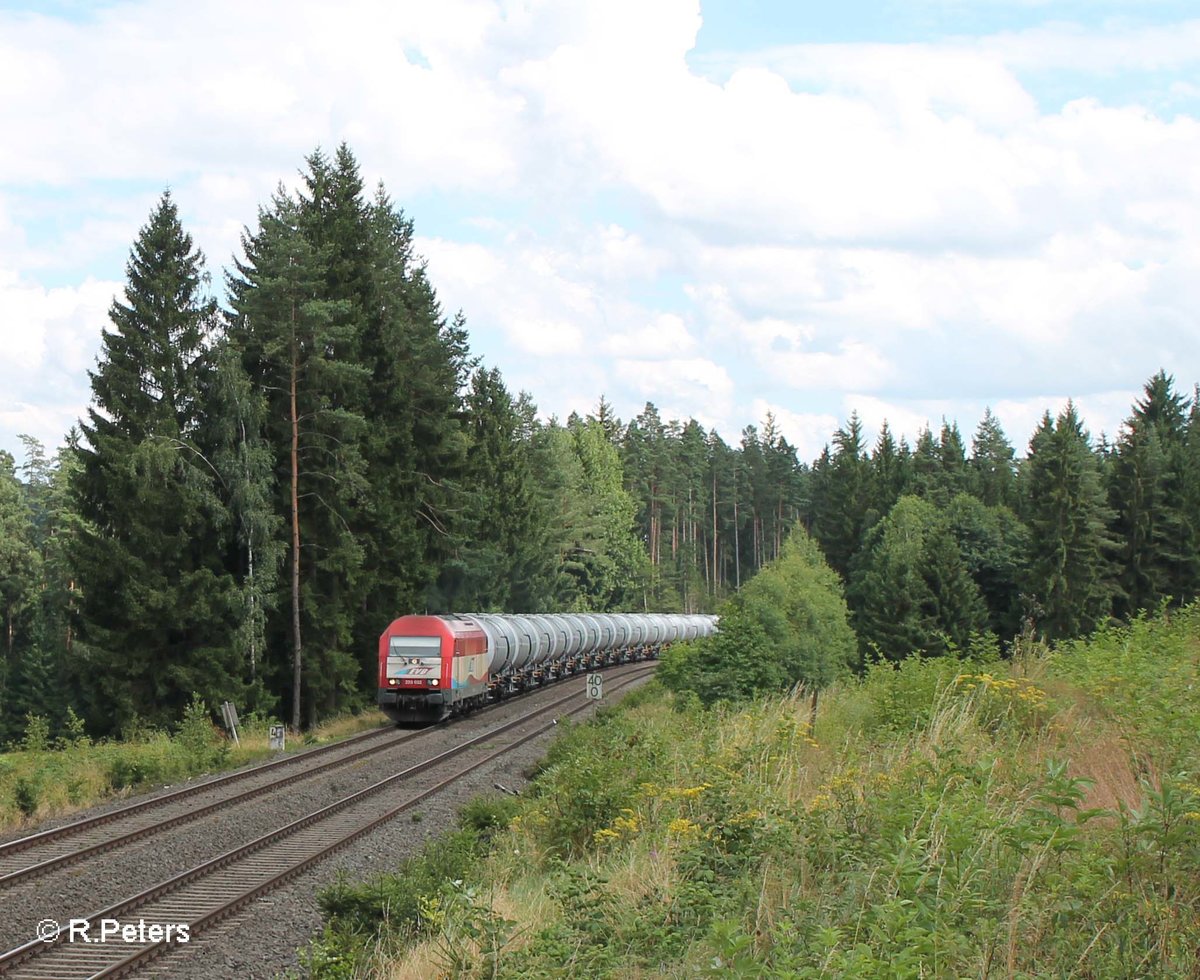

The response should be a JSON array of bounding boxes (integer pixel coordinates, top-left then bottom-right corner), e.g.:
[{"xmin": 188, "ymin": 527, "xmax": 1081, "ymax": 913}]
[
  {"xmin": 290, "ymin": 327, "xmax": 303, "ymax": 731},
  {"xmin": 733, "ymin": 496, "xmax": 741, "ymax": 590},
  {"xmin": 711, "ymin": 473, "xmax": 718, "ymax": 593},
  {"xmin": 66, "ymin": 578, "xmax": 75, "ymax": 656}
]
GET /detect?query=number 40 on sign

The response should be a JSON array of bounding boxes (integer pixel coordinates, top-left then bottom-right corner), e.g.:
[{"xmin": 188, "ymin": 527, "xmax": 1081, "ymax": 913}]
[{"xmin": 586, "ymin": 673, "xmax": 604, "ymax": 701}]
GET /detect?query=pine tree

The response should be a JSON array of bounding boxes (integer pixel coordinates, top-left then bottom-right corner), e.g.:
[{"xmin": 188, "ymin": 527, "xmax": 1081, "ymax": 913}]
[
  {"xmin": 706, "ymin": 430, "xmax": 738, "ymax": 595},
  {"xmin": 73, "ymin": 192, "xmax": 240, "ymax": 731},
  {"xmin": 1021, "ymin": 404, "xmax": 1117, "ymax": 641},
  {"xmin": 228, "ymin": 185, "xmax": 367, "ymax": 728},
  {"xmin": 352, "ymin": 181, "xmax": 469, "ymax": 670},
  {"xmin": 676, "ymin": 418, "xmax": 714, "ymax": 611}
]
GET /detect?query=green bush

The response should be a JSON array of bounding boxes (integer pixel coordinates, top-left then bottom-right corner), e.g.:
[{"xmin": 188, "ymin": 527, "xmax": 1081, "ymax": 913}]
[
  {"xmin": 175, "ymin": 695, "xmax": 229, "ymax": 770},
  {"xmin": 13, "ymin": 776, "xmax": 38, "ymax": 818},
  {"xmin": 319, "ymin": 826, "xmax": 484, "ymax": 937},
  {"xmin": 55, "ymin": 706, "xmax": 91, "ymax": 750},
  {"xmin": 458, "ymin": 794, "xmax": 520, "ymax": 842},
  {"xmin": 21, "ymin": 713, "xmax": 50, "ymax": 753},
  {"xmin": 661, "ymin": 526, "xmax": 856, "ymax": 706}
]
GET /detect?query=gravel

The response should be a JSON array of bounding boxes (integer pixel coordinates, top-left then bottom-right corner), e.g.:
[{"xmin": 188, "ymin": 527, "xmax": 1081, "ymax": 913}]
[{"xmin": 2, "ymin": 667, "xmax": 651, "ymax": 979}]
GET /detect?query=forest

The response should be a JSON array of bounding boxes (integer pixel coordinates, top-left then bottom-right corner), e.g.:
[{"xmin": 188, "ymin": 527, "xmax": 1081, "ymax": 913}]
[{"xmin": 0, "ymin": 144, "xmax": 1197, "ymax": 739}]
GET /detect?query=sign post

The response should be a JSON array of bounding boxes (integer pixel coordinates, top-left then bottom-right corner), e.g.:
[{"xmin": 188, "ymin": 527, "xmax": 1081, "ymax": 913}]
[
  {"xmin": 586, "ymin": 673, "xmax": 604, "ymax": 701},
  {"xmin": 586, "ymin": 673, "xmax": 603, "ymax": 720},
  {"xmin": 220, "ymin": 701, "xmax": 240, "ymax": 746},
  {"xmin": 268, "ymin": 724, "xmax": 286, "ymax": 752}
]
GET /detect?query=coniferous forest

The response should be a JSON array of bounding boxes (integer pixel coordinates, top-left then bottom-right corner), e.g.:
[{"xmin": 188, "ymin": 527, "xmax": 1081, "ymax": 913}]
[{"xmin": 1, "ymin": 145, "xmax": 1198, "ymax": 738}]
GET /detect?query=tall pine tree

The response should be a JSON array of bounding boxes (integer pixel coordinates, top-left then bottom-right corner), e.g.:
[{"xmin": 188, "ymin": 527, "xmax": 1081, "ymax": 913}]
[{"xmin": 228, "ymin": 184, "xmax": 367, "ymax": 729}]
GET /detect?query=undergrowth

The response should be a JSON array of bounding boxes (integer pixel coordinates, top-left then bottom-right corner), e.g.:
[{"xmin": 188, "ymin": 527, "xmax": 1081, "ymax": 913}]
[
  {"xmin": 306, "ymin": 604, "xmax": 1200, "ymax": 978},
  {"xmin": 0, "ymin": 703, "xmax": 389, "ymax": 831}
]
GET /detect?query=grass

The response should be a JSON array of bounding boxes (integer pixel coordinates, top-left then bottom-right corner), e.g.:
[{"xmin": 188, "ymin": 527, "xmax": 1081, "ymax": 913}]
[
  {"xmin": 304, "ymin": 602, "xmax": 1200, "ymax": 978},
  {"xmin": 0, "ymin": 706, "xmax": 389, "ymax": 834}
]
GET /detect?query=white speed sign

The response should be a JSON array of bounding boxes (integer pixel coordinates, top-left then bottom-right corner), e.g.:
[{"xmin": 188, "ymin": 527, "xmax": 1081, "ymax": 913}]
[{"xmin": 586, "ymin": 673, "xmax": 604, "ymax": 700}]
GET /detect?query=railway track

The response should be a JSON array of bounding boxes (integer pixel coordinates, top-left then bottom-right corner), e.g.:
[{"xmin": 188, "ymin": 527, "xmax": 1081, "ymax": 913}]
[
  {"xmin": 0, "ymin": 664, "xmax": 654, "ymax": 979},
  {"xmin": 0, "ymin": 660, "xmax": 640, "ymax": 890},
  {"xmin": 0, "ymin": 720, "xmax": 407, "ymax": 888}
]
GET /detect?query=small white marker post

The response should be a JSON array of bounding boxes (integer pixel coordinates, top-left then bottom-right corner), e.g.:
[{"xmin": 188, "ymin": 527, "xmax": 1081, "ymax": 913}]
[{"xmin": 268, "ymin": 724, "xmax": 286, "ymax": 752}]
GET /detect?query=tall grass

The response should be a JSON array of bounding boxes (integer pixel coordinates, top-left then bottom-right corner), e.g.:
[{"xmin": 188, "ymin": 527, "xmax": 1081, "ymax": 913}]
[
  {"xmin": 0, "ymin": 706, "xmax": 389, "ymax": 833},
  {"xmin": 308, "ymin": 607, "xmax": 1200, "ymax": 978}
]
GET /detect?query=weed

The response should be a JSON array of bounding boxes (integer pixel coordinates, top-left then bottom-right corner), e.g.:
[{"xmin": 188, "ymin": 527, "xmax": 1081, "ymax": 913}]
[{"xmin": 13, "ymin": 776, "xmax": 38, "ymax": 818}]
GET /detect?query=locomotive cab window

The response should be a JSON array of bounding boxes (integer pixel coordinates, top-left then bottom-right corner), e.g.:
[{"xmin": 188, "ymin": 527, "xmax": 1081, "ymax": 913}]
[
  {"xmin": 386, "ymin": 635, "xmax": 441, "ymax": 679},
  {"xmin": 389, "ymin": 636, "xmax": 441, "ymax": 657}
]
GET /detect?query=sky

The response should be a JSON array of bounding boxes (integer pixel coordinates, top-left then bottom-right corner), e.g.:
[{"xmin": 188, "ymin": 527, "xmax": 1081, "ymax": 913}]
[{"xmin": 2, "ymin": 0, "xmax": 1199, "ymax": 467}]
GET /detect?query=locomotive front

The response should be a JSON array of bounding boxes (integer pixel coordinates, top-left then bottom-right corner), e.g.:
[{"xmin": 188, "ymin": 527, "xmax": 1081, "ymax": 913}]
[{"xmin": 377, "ymin": 615, "xmax": 489, "ymax": 724}]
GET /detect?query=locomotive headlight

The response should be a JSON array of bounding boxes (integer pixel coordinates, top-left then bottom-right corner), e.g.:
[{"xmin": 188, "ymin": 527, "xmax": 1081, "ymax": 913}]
[
  {"xmin": 430, "ymin": 679, "xmax": 438, "ymax": 686},
  {"xmin": 409, "ymin": 657, "xmax": 421, "ymax": 665}
]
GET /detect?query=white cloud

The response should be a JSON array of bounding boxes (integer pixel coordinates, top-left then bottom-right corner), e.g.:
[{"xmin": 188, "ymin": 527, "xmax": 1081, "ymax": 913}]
[
  {"xmin": 604, "ymin": 313, "xmax": 695, "ymax": 358},
  {"xmin": 1, "ymin": 0, "xmax": 1198, "ymax": 466},
  {"xmin": 984, "ymin": 19, "xmax": 1200, "ymax": 74},
  {"xmin": 0, "ymin": 272, "xmax": 115, "ymax": 453},
  {"xmin": 616, "ymin": 356, "xmax": 734, "ymax": 408},
  {"xmin": 748, "ymin": 399, "xmax": 841, "ymax": 461}
]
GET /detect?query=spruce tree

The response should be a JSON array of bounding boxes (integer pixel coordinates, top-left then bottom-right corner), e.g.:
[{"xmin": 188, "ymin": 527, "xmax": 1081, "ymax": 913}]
[
  {"xmin": 1181, "ymin": 387, "xmax": 1200, "ymax": 604},
  {"xmin": 812, "ymin": 413, "xmax": 870, "ymax": 579},
  {"xmin": 438, "ymin": 368, "xmax": 556, "ymax": 611},
  {"xmin": 909, "ymin": 427, "xmax": 941, "ymax": 499},
  {"xmin": 970, "ymin": 408, "xmax": 1016, "ymax": 507},
  {"xmin": 942, "ymin": 493, "xmax": 1028, "ymax": 641},
  {"xmin": 866, "ymin": 421, "xmax": 908, "ymax": 527},
  {"xmin": 851, "ymin": 495, "xmax": 989, "ymax": 661},
  {"xmin": 1108, "ymin": 372, "xmax": 1194, "ymax": 616},
  {"xmin": 73, "ymin": 192, "xmax": 240, "ymax": 731},
  {"xmin": 1020, "ymin": 404, "xmax": 1117, "ymax": 641}
]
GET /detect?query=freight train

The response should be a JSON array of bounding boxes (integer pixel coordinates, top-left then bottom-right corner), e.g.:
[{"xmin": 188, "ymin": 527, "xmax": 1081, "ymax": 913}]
[{"xmin": 377, "ymin": 612, "xmax": 717, "ymax": 724}]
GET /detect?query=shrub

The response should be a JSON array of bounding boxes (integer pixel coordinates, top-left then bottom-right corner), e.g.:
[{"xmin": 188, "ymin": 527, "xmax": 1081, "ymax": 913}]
[
  {"xmin": 56, "ymin": 706, "xmax": 91, "ymax": 750},
  {"xmin": 175, "ymin": 695, "xmax": 229, "ymax": 770},
  {"xmin": 319, "ymin": 827, "xmax": 484, "ymax": 937},
  {"xmin": 661, "ymin": 526, "xmax": 856, "ymax": 706},
  {"xmin": 13, "ymin": 776, "xmax": 38, "ymax": 818},
  {"xmin": 21, "ymin": 713, "xmax": 50, "ymax": 753},
  {"xmin": 458, "ymin": 795, "xmax": 521, "ymax": 843}
]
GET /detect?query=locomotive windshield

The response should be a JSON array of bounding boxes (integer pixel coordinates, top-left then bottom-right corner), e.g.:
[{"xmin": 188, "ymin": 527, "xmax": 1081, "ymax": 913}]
[{"xmin": 388, "ymin": 636, "xmax": 440, "ymax": 658}]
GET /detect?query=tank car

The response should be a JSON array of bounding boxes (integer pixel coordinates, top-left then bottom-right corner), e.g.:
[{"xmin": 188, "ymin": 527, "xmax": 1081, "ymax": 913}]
[{"xmin": 377, "ymin": 612, "xmax": 717, "ymax": 724}]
